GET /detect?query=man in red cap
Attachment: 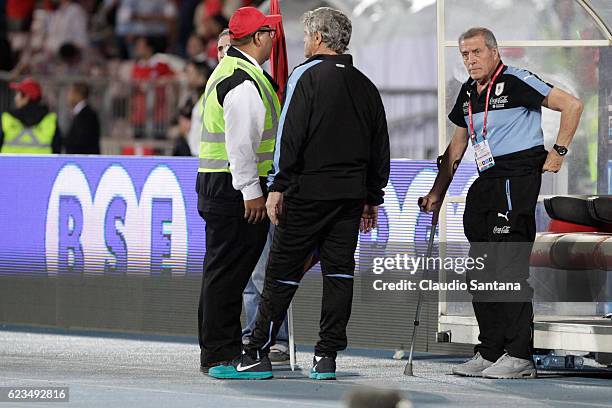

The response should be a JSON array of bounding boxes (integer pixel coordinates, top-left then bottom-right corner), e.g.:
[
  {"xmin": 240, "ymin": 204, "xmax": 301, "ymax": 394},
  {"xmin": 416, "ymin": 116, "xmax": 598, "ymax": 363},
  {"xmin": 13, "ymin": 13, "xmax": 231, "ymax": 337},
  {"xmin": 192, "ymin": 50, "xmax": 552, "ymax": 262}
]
[
  {"xmin": 1, "ymin": 78, "xmax": 61, "ymax": 154},
  {"xmin": 195, "ymin": 6, "xmax": 282, "ymax": 373}
]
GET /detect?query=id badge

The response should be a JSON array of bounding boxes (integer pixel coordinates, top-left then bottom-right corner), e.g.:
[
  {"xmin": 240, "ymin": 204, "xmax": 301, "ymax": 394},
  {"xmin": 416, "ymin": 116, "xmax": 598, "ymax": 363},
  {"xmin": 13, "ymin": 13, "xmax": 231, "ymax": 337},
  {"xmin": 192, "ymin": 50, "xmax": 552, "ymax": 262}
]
[{"xmin": 473, "ymin": 139, "xmax": 495, "ymax": 172}]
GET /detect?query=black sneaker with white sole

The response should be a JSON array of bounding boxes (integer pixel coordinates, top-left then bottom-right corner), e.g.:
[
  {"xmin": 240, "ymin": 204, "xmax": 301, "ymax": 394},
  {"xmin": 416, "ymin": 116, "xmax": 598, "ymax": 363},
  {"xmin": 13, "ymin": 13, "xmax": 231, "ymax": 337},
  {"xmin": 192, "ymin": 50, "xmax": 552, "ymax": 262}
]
[
  {"xmin": 309, "ymin": 355, "xmax": 336, "ymax": 380},
  {"xmin": 208, "ymin": 350, "xmax": 273, "ymax": 380}
]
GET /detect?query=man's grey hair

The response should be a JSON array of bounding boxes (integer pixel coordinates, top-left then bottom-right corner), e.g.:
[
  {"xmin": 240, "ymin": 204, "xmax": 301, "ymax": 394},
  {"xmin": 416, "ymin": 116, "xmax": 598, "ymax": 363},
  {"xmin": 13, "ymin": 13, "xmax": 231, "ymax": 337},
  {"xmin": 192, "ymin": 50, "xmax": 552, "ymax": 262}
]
[
  {"xmin": 458, "ymin": 27, "xmax": 498, "ymax": 49},
  {"xmin": 302, "ymin": 7, "xmax": 352, "ymax": 54},
  {"xmin": 219, "ymin": 28, "xmax": 230, "ymax": 40}
]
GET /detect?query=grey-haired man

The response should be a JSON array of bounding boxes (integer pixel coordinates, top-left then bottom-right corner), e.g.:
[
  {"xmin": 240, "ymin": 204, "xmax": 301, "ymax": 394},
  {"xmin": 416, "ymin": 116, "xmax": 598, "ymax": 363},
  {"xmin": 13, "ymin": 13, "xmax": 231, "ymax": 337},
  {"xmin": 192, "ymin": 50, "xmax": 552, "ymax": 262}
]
[{"xmin": 421, "ymin": 27, "xmax": 583, "ymax": 379}]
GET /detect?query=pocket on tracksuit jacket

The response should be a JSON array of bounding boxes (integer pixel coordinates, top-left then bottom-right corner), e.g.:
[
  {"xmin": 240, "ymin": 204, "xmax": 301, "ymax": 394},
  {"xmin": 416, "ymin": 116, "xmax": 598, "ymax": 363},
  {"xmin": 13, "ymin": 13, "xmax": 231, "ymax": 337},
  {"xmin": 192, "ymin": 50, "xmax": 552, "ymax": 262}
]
[{"xmin": 490, "ymin": 178, "xmax": 514, "ymax": 240}]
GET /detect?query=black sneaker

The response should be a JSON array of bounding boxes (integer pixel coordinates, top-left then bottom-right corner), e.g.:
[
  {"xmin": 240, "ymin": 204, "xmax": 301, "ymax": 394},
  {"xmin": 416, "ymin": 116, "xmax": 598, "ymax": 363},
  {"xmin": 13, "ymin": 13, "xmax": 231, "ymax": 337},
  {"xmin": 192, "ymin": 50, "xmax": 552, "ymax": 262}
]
[
  {"xmin": 208, "ymin": 350, "xmax": 273, "ymax": 380},
  {"xmin": 309, "ymin": 355, "xmax": 336, "ymax": 380},
  {"xmin": 269, "ymin": 344, "xmax": 290, "ymax": 366}
]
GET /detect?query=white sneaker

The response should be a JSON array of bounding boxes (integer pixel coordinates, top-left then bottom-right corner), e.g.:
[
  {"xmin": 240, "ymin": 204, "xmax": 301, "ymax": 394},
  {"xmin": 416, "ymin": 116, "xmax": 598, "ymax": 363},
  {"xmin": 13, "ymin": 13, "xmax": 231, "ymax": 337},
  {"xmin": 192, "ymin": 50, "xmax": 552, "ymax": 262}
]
[
  {"xmin": 482, "ymin": 353, "xmax": 537, "ymax": 379},
  {"xmin": 452, "ymin": 352, "xmax": 494, "ymax": 377}
]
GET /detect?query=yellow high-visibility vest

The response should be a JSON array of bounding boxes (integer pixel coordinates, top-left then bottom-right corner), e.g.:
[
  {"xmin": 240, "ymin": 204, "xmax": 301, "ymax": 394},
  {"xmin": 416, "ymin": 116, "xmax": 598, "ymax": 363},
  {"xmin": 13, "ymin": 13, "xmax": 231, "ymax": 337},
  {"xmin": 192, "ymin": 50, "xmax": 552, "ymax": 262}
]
[
  {"xmin": 198, "ymin": 55, "xmax": 280, "ymax": 176},
  {"xmin": 1, "ymin": 112, "xmax": 56, "ymax": 154}
]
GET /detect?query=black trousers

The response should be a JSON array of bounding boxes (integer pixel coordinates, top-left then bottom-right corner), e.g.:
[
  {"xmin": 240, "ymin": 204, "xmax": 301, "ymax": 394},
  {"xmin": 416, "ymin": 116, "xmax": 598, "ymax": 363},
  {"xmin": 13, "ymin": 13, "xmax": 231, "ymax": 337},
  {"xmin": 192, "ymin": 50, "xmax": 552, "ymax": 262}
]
[
  {"xmin": 245, "ymin": 197, "xmax": 363, "ymax": 359},
  {"xmin": 463, "ymin": 173, "xmax": 541, "ymax": 361},
  {"xmin": 198, "ymin": 210, "xmax": 269, "ymax": 364}
]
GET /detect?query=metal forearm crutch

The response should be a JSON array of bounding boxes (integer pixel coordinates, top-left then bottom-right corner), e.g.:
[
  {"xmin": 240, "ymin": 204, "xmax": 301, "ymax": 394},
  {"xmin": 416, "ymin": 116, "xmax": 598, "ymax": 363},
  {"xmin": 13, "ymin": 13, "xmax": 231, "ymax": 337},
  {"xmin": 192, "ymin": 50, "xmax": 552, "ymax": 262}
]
[
  {"xmin": 404, "ymin": 206, "xmax": 439, "ymax": 376},
  {"xmin": 402, "ymin": 150, "xmax": 460, "ymax": 375}
]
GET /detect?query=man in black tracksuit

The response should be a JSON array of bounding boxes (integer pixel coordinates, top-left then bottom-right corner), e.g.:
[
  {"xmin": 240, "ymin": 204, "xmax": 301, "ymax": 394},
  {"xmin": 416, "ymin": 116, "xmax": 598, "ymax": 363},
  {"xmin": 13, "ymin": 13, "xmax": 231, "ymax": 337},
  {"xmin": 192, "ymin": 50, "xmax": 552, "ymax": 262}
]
[
  {"xmin": 420, "ymin": 27, "xmax": 583, "ymax": 380},
  {"xmin": 207, "ymin": 7, "xmax": 390, "ymax": 380}
]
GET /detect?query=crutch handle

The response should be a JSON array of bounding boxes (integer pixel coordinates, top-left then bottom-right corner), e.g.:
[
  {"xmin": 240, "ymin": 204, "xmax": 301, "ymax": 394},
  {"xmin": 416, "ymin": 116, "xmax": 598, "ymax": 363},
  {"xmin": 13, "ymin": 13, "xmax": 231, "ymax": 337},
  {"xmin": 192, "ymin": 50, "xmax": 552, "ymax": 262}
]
[{"xmin": 417, "ymin": 197, "xmax": 440, "ymax": 227}]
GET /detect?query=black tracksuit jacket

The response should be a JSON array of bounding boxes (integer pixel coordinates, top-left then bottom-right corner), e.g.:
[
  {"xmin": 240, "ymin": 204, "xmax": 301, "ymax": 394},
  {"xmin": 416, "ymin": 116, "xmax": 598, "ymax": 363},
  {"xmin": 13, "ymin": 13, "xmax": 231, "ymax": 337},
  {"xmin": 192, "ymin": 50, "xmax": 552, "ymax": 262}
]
[{"xmin": 268, "ymin": 53, "xmax": 390, "ymax": 206}]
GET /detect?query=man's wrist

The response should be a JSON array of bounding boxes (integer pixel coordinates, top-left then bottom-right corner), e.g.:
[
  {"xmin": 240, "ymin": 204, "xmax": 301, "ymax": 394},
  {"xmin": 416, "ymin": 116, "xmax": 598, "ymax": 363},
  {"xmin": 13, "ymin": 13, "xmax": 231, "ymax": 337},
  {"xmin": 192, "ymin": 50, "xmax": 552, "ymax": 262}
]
[
  {"xmin": 242, "ymin": 183, "xmax": 263, "ymax": 201},
  {"xmin": 268, "ymin": 184, "xmax": 285, "ymax": 193},
  {"xmin": 553, "ymin": 144, "xmax": 568, "ymax": 156}
]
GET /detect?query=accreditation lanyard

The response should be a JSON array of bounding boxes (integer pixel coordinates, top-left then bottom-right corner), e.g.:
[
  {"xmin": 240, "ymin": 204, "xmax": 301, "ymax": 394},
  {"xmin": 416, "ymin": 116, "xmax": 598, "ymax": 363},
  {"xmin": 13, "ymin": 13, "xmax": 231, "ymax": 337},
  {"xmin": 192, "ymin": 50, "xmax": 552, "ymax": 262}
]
[{"xmin": 468, "ymin": 63, "xmax": 505, "ymax": 142}]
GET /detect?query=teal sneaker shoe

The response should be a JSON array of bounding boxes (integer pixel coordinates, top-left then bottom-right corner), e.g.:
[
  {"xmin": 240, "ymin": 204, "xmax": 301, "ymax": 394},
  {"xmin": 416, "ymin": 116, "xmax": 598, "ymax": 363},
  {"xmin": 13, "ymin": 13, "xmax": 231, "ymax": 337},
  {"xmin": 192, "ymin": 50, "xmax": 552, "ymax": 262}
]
[
  {"xmin": 309, "ymin": 355, "xmax": 336, "ymax": 380},
  {"xmin": 208, "ymin": 351, "xmax": 273, "ymax": 380}
]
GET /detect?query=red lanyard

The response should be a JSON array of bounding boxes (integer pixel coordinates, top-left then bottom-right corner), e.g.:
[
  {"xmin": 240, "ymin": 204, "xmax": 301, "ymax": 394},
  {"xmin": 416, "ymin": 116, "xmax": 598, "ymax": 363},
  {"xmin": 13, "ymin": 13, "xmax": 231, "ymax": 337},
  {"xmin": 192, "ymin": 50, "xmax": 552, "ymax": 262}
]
[{"xmin": 468, "ymin": 64, "xmax": 505, "ymax": 141}]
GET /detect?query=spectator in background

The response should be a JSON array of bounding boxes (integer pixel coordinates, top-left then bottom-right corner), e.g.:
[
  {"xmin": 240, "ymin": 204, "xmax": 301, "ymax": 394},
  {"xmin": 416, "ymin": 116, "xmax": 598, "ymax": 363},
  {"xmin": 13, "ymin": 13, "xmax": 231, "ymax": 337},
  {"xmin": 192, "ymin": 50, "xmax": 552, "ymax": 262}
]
[
  {"xmin": 44, "ymin": 0, "xmax": 89, "ymax": 55},
  {"xmin": 0, "ymin": 0, "xmax": 14, "ymax": 71},
  {"xmin": 64, "ymin": 82, "xmax": 101, "ymax": 155},
  {"xmin": 185, "ymin": 32, "xmax": 207, "ymax": 61},
  {"xmin": 5, "ymin": 0, "xmax": 36, "ymax": 32},
  {"xmin": 130, "ymin": 35, "xmax": 175, "ymax": 138},
  {"xmin": 176, "ymin": 0, "xmax": 201, "ymax": 57},
  {"xmin": 29, "ymin": 42, "xmax": 105, "ymax": 77},
  {"xmin": 114, "ymin": 0, "xmax": 177, "ymax": 59},
  {"xmin": 57, "ymin": 43, "xmax": 83, "ymax": 72},
  {"xmin": 204, "ymin": 14, "xmax": 229, "ymax": 61},
  {"xmin": 9, "ymin": 0, "xmax": 90, "ymax": 78},
  {"xmin": 131, "ymin": 34, "xmax": 174, "ymax": 79},
  {"xmin": 170, "ymin": 101, "xmax": 193, "ymax": 156},
  {"xmin": 56, "ymin": 42, "xmax": 105, "ymax": 76},
  {"xmin": 193, "ymin": 0, "xmax": 223, "ymax": 39},
  {"xmin": 186, "ymin": 31, "xmax": 225, "ymax": 156},
  {"xmin": 91, "ymin": 0, "xmax": 121, "ymax": 59},
  {"xmin": 0, "ymin": 78, "xmax": 61, "ymax": 154},
  {"xmin": 184, "ymin": 58, "xmax": 211, "ymax": 105},
  {"xmin": 193, "ymin": 2, "xmax": 229, "ymax": 62}
]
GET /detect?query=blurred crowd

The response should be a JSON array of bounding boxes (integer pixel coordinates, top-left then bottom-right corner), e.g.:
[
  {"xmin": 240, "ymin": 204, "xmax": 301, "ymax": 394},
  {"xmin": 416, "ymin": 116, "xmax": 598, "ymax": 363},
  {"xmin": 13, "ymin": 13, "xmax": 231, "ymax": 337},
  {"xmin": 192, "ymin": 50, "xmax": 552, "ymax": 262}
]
[{"xmin": 0, "ymin": 0, "xmax": 264, "ymax": 155}]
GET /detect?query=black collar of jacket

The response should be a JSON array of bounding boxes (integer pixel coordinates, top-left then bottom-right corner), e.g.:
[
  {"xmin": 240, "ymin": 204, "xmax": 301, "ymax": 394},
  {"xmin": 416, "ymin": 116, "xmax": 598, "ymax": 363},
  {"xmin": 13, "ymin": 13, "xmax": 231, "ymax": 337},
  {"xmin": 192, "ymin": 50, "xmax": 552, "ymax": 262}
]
[
  {"xmin": 304, "ymin": 53, "xmax": 353, "ymax": 65},
  {"xmin": 226, "ymin": 46, "xmax": 279, "ymax": 92},
  {"xmin": 9, "ymin": 102, "xmax": 50, "ymax": 126}
]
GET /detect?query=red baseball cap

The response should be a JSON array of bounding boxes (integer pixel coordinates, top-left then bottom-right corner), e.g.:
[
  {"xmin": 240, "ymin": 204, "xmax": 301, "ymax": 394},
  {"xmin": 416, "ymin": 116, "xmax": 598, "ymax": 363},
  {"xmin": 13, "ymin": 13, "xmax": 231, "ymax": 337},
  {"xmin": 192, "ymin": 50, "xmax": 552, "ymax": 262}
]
[
  {"xmin": 229, "ymin": 7, "xmax": 281, "ymax": 40},
  {"xmin": 10, "ymin": 78, "xmax": 42, "ymax": 102}
]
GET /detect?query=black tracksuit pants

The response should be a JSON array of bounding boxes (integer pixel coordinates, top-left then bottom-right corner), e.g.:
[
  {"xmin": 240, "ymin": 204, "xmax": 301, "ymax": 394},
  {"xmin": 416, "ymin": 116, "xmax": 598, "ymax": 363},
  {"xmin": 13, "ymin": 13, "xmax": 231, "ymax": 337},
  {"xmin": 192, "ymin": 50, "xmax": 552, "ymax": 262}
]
[
  {"xmin": 198, "ymin": 210, "xmax": 269, "ymax": 364},
  {"xmin": 245, "ymin": 197, "xmax": 363, "ymax": 359},
  {"xmin": 463, "ymin": 172, "xmax": 541, "ymax": 362}
]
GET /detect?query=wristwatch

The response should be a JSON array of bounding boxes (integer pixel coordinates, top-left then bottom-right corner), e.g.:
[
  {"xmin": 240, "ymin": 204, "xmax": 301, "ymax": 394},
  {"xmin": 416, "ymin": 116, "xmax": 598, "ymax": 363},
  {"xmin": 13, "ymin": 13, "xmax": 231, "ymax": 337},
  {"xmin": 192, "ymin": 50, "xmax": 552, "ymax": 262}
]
[{"xmin": 553, "ymin": 144, "xmax": 568, "ymax": 156}]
